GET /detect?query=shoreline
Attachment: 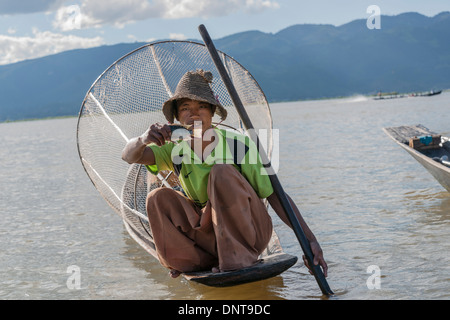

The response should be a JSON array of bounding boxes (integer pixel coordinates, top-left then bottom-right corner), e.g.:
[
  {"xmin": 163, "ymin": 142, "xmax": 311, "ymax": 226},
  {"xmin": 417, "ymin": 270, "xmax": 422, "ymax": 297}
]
[
  {"xmin": 0, "ymin": 115, "xmax": 78, "ymax": 124},
  {"xmin": 2, "ymin": 89, "xmax": 448, "ymax": 124}
]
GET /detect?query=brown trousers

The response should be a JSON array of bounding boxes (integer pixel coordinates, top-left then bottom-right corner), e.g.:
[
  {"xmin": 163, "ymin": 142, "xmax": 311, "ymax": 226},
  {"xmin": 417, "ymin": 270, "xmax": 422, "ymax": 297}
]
[{"xmin": 146, "ymin": 164, "xmax": 273, "ymax": 273}]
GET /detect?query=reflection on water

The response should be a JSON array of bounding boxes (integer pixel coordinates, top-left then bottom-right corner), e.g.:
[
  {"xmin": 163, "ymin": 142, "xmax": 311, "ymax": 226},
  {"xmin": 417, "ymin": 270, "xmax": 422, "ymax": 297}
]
[{"xmin": 1, "ymin": 92, "xmax": 449, "ymax": 299}]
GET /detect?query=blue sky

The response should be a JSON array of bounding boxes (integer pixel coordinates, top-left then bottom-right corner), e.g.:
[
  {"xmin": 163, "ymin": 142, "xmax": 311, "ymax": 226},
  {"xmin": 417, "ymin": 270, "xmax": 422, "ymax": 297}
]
[{"xmin": 0, "ymin": 0, "xmax": 449, "ymax": 65}]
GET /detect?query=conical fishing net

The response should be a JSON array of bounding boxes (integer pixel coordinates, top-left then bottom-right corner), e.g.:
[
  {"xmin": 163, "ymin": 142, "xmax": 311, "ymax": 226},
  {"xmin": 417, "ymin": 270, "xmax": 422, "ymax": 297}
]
[{"xmin": 76, "ymin": 40, "xmax": 281, "ymax": 259}]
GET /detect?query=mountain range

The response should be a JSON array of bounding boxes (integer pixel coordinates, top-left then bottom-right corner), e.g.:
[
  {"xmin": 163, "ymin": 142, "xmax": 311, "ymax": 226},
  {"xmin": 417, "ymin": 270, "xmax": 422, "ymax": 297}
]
[{"xmin": 1, "ymin": 11, "xmax": 449, "ymax": 122}]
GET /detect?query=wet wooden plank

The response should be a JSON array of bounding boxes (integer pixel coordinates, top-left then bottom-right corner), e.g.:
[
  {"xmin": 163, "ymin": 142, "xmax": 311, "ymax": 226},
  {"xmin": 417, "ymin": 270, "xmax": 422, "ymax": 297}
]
[{"xmin": 384, "ymin": 124, "xmax": 436, "ymax": 144}]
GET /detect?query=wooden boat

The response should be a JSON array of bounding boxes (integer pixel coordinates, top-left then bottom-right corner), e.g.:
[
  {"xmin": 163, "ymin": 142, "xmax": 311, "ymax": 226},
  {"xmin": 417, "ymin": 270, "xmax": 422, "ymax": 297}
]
[
  {"xmin": 121, "ymin": 163, "xmax": 298, "ymax": 287},
  {"xmin": 383, "ymin": 124, "xmax": 450, "ymax": 192},
  {"xmin": 374, "ymin": 90, "xmax": 442, "ymax": 100},
  {"xmin": 373, "ymin": 92, "xmax": 407, "ymax": 100},
  {"xmin": 76, "ymin": 40, "xmax": 299, "ymax": 288},
  {"xmin": 411, "ymin": 90, "xmax": 442, "ymax": 97}
]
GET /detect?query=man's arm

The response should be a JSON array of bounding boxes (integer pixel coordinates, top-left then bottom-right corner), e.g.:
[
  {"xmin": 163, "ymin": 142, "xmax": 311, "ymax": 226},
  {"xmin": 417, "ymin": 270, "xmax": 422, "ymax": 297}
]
[
  {"xmin": 121, "ymin": 123, "xmax": 172, "ymax": 165},
  {"xmin": 267, "ymin": 192, "xmax": 328, "ymax": 277}
]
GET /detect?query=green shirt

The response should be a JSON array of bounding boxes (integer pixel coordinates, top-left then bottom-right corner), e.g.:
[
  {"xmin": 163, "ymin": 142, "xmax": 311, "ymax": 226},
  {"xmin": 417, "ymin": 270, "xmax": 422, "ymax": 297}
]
[{"xmin": 146, "ymin": 128, "xmax": 274, "ymax": 207}]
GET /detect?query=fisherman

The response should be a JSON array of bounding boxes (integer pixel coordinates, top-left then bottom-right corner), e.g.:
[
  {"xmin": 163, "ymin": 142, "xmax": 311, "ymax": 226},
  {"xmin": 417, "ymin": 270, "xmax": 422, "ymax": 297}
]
[{"xmin": 121, "ymin": 69, "xmax": 328, "ymax": 278}]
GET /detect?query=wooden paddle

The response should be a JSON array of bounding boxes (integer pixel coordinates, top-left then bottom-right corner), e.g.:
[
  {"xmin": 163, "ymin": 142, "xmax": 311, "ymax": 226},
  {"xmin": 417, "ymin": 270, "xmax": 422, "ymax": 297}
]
[{"xmin": 198, "ymin": 24, "xmax": 333, "ymax": 296}]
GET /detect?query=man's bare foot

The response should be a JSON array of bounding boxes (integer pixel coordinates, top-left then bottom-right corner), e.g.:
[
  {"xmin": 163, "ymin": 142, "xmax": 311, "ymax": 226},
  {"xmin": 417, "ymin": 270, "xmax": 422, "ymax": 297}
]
[{"xmin": 169, "ymin": 269, "xmax": 181, "ymax": 278}]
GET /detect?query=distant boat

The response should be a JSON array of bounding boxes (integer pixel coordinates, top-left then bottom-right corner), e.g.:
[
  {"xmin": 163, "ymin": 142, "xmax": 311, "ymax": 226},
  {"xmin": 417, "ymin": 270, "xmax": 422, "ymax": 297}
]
[
  {"xmin": 373, "ymin": 93, "xmax": 406, "ymax": 100},
  {"xmin": 383, "ymin": 124, "xmax": 450, "ymax": 192},
  {"xmin": 374, "ymin": 90, "xmax": 442, "ymax": 100},
  {"xmin": 410, "ymin": 90, "xmax": 442, "ymax": 97}
]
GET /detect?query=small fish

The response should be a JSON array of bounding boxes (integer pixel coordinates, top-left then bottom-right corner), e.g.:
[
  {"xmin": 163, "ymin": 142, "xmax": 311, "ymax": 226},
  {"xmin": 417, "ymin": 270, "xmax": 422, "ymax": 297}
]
[{"xmin": 169, "ymin": 124, "xmax": 193, "ymax": 142}]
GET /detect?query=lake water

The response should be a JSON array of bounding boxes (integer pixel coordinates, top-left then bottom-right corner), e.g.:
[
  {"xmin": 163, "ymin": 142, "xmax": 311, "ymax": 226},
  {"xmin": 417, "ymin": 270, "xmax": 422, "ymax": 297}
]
[{"xmin": 1, "ymin": 92, "xmax": 449, "ymax": 300}]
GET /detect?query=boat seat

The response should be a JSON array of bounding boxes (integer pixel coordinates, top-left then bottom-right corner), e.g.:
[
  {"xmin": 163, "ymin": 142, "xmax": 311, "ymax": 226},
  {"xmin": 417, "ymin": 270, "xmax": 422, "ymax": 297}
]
[{"xmin": 409, "ymin": 134, "xmax": 441, "ymax": 150}]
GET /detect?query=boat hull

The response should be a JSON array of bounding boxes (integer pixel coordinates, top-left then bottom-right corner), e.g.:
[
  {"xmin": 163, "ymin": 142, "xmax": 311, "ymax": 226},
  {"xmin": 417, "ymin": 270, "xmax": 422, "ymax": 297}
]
[{"xmin": 383, "ymin": 125, "xmax": 450, "ymax": 192}]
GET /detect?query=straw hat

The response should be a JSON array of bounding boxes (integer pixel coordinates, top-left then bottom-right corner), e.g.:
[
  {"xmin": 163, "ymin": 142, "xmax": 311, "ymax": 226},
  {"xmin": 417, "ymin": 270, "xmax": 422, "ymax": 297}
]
[{"xmin": 162, "ymin": 69, "xmax": 227, "ymax": 123}]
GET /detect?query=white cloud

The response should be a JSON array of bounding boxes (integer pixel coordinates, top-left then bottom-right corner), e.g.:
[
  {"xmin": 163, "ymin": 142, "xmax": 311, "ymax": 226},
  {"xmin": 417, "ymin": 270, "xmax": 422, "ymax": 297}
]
[
  {"xmin": 54, "ymin": 0, "xmax": 156, "ymax": 30},
  {"xmin": 53, "ymin": 5, "xmax": 84, "ymax": 31},
  {"xmin": 245, "ymin": 0, "xmax": 280, "ymax": 11},
  {"xmin": 0, "ymin": 0, "xmax": 279, "ymax": 65},
  {"xmin": 160, "ymin": 0, "xmax": 280, "ymax": 18},
  {"xmin": 0, "ymin": 28, "xmax": 103, "ymax": 65},
  {"xmin": 169, "ymin": 33, "xmax": 187, "ymax": 40},
  {"xmin": 160, "ymin": 0, "xmax": 280, "ymax": 19},
  {"xmin": 52, "ymin": 0, "xmax": 280, "ymax": 30}
]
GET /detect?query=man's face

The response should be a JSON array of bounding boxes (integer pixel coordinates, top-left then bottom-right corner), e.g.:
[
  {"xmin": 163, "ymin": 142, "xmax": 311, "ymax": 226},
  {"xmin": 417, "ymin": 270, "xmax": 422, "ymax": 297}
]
[{"xmin": 176, "ymin": 99, "xmax": 214, "ymax": 131}]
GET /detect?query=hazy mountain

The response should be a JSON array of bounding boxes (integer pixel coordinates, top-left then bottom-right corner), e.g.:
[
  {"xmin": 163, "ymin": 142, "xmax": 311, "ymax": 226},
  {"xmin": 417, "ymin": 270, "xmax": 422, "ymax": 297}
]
[
  {"xmin": 0, "ymin": 43, "xmax": 144, "ymax": 121},
  {"xmin": 216, "ymin": 12, "xmax": 450, "ymax": 101},
  {"xmin": 1, "ymin": 12, "xmax": 449, "ymax": 121}
]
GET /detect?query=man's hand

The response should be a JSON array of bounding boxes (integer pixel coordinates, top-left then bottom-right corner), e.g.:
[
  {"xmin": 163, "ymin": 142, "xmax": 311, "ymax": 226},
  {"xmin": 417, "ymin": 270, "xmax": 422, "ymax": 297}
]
[
  {"xmin": 122, "ymin": 122, "xmax": 172, "ymax": 165},
  {"xmin": 302, "ymin": 240, "xmax": 328, "ymax": 277},
  {"xmin": 140, "ymin": 123, "xmax": 172, "ymax": 146}
]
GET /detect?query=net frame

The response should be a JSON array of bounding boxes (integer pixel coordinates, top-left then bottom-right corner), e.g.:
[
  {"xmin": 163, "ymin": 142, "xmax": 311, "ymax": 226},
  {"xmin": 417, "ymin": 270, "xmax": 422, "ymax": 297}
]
[{"xmin": 76, "ymin": 40, "xmax": 281, "ymax": 260}]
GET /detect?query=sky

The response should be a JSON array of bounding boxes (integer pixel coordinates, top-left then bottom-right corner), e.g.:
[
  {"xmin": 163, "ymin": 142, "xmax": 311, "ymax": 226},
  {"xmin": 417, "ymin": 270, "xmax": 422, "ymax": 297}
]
[{"xmin": 0, "ymin": 0, "xmax": 449, "ymax": 65}]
